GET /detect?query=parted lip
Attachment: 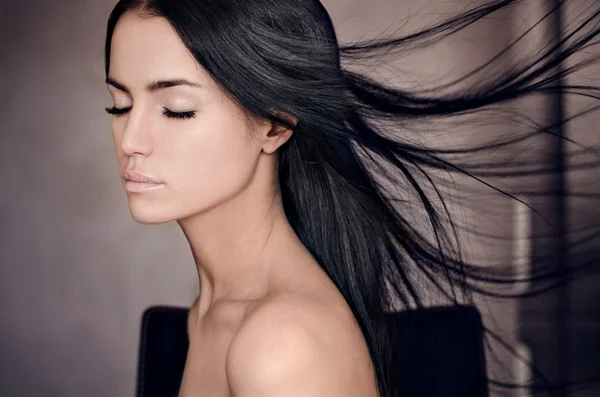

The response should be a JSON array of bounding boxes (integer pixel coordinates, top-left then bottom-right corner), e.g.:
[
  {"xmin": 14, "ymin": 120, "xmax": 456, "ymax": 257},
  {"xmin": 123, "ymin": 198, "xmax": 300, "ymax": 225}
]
[{"xmin": 121, "ymin": 169, "xmax": 163, "ymax": 184}]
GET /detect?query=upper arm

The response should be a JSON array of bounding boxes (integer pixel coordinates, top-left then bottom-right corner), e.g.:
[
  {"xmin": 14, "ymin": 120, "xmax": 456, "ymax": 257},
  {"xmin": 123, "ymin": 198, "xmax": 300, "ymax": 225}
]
[{"xmin": 225, "ymin": 301, "xmax": 376, "ymax": 397}]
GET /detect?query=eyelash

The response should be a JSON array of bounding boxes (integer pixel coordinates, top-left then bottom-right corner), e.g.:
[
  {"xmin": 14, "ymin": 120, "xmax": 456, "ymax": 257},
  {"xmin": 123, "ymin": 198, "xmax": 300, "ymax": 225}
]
[{"xmin": 104, "ymin": 106, "xmax": 196, "ymax": 120}]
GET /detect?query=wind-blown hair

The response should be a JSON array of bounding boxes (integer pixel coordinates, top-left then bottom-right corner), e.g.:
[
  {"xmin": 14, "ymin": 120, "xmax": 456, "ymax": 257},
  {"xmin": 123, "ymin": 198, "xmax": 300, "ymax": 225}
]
[{"xmin": 104, "ymin": 1, "xmax": 600, "ymax": 396}]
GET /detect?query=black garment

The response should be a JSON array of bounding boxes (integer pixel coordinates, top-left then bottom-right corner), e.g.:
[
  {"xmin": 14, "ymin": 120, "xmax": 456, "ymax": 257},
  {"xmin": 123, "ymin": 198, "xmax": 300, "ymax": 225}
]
[{"xmin": 135, "ymin": 305, "xmax": 489, "ymax": 397}]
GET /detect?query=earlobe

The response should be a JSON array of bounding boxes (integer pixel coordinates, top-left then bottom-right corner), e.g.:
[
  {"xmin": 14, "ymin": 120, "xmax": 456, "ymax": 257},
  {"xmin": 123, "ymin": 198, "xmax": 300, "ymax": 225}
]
[
  {"xmin": 263, "ymin": 111, "xmax": 297, "ymax": 153},
  {"xmin": 264, "ymin": 125, "xmax": 294, "ymax": 154}
]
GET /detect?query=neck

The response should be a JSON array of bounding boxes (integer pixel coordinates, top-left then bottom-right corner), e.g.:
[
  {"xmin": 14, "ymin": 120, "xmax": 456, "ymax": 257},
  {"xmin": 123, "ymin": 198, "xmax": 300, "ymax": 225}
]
[{"xmin": 177, "ymin": 188, "xmax": 299, "ymax": 317}]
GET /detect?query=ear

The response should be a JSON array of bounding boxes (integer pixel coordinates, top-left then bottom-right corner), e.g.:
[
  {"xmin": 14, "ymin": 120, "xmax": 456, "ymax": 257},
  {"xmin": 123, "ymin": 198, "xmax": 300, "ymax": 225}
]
[{"xmin": 256, "ymin": 110, "xmax": 298, "ymax": 155}]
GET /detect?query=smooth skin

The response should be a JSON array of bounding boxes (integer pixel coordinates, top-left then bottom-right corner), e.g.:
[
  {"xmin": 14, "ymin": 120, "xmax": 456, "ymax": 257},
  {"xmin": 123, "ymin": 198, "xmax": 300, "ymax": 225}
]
[{"xmin": 107, "ymin": 10, "xmax": 379, "ymax": 397}]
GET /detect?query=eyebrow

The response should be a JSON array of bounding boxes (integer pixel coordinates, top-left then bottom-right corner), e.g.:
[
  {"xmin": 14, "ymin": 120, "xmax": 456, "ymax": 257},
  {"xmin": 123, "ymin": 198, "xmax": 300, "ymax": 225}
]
[{"xmin": 105, "ymin": 77, "xmax": 203, "ymax": 94}]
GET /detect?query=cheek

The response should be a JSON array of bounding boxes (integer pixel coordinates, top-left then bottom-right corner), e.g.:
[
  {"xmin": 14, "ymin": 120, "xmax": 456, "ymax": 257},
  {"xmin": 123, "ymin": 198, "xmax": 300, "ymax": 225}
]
[{"xmin": 166, "ymin": 115, "xmax": 259, "ymax": 205}]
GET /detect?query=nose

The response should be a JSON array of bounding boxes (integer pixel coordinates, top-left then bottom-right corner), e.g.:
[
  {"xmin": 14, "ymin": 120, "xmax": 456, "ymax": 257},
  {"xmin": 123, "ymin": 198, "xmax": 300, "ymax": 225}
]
[{"xmin": 119, "ymin": 106, "xmax": 153, "ymax": 157}]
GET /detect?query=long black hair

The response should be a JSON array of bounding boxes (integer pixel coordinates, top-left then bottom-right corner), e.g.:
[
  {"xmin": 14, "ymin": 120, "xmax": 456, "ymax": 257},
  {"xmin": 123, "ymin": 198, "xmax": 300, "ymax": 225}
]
[{"xmin": 104, "ymin": 1, "xmax": 600, "ymax": 396}]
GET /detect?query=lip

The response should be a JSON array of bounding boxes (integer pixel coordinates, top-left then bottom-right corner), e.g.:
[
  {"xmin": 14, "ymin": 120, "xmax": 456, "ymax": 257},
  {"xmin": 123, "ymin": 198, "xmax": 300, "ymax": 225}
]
[
  {"xmin": 124, "ymin": 180, "xmax": 164, "ymax": 193},
  {"xmin": 122, "ymin": 169, "xmax": 163, "ymax": 184},
  {"xmin": 121, "ymin": 169, "xmax": 164, "ymax": 193}
]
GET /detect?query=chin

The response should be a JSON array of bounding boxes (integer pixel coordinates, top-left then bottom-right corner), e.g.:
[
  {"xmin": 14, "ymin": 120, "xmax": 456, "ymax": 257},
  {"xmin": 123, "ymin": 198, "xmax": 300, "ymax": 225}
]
[{"xmin": 127, "ymin": 203, "xmax": 175, "ymax": 225}]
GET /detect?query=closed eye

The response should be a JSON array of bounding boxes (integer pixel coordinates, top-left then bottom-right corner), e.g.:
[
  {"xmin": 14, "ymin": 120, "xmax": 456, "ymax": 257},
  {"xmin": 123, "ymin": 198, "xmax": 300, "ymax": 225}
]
[
  {"xmin": 104, "ymin": 106, "xmax": 196, "ymax": 120},
  {"xmin": 104, "ymin": 106, "xmax": 131, "ymax": 116}
]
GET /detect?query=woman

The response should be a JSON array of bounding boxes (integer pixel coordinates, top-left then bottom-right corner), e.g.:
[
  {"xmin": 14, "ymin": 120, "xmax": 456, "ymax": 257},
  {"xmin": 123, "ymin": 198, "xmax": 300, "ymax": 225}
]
[{"xmin": 104, "ymin": 0, "xmax": 600, "ymax": 396}]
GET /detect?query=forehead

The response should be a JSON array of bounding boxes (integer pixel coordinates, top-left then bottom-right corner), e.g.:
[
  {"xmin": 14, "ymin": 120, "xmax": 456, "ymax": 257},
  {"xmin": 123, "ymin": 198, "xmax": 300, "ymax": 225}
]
[{"xmin": 109, "ymin": 11, "xmax": 205, "ymax": 88}]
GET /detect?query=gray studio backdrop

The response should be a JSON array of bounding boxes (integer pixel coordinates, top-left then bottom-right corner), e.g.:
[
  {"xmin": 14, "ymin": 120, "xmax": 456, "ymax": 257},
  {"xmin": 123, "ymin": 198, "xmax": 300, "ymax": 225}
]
[{"xmin": 1, "ymin": 0, "xmax": 598, "ymax": 396}]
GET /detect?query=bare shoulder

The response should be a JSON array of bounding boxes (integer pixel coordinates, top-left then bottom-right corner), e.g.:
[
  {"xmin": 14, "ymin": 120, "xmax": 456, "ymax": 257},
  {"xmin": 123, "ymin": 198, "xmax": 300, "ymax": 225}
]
[{"xmin": 225, "ymin": 293, "xmax": 379, "ymax": 397}]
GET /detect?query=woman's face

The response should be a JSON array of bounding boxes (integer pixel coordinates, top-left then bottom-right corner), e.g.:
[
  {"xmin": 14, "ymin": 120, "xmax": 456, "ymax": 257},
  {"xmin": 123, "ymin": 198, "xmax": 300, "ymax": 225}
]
[{"xmin": 106, "ymin": 11, "xmax": 268, "ymax": 224}]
